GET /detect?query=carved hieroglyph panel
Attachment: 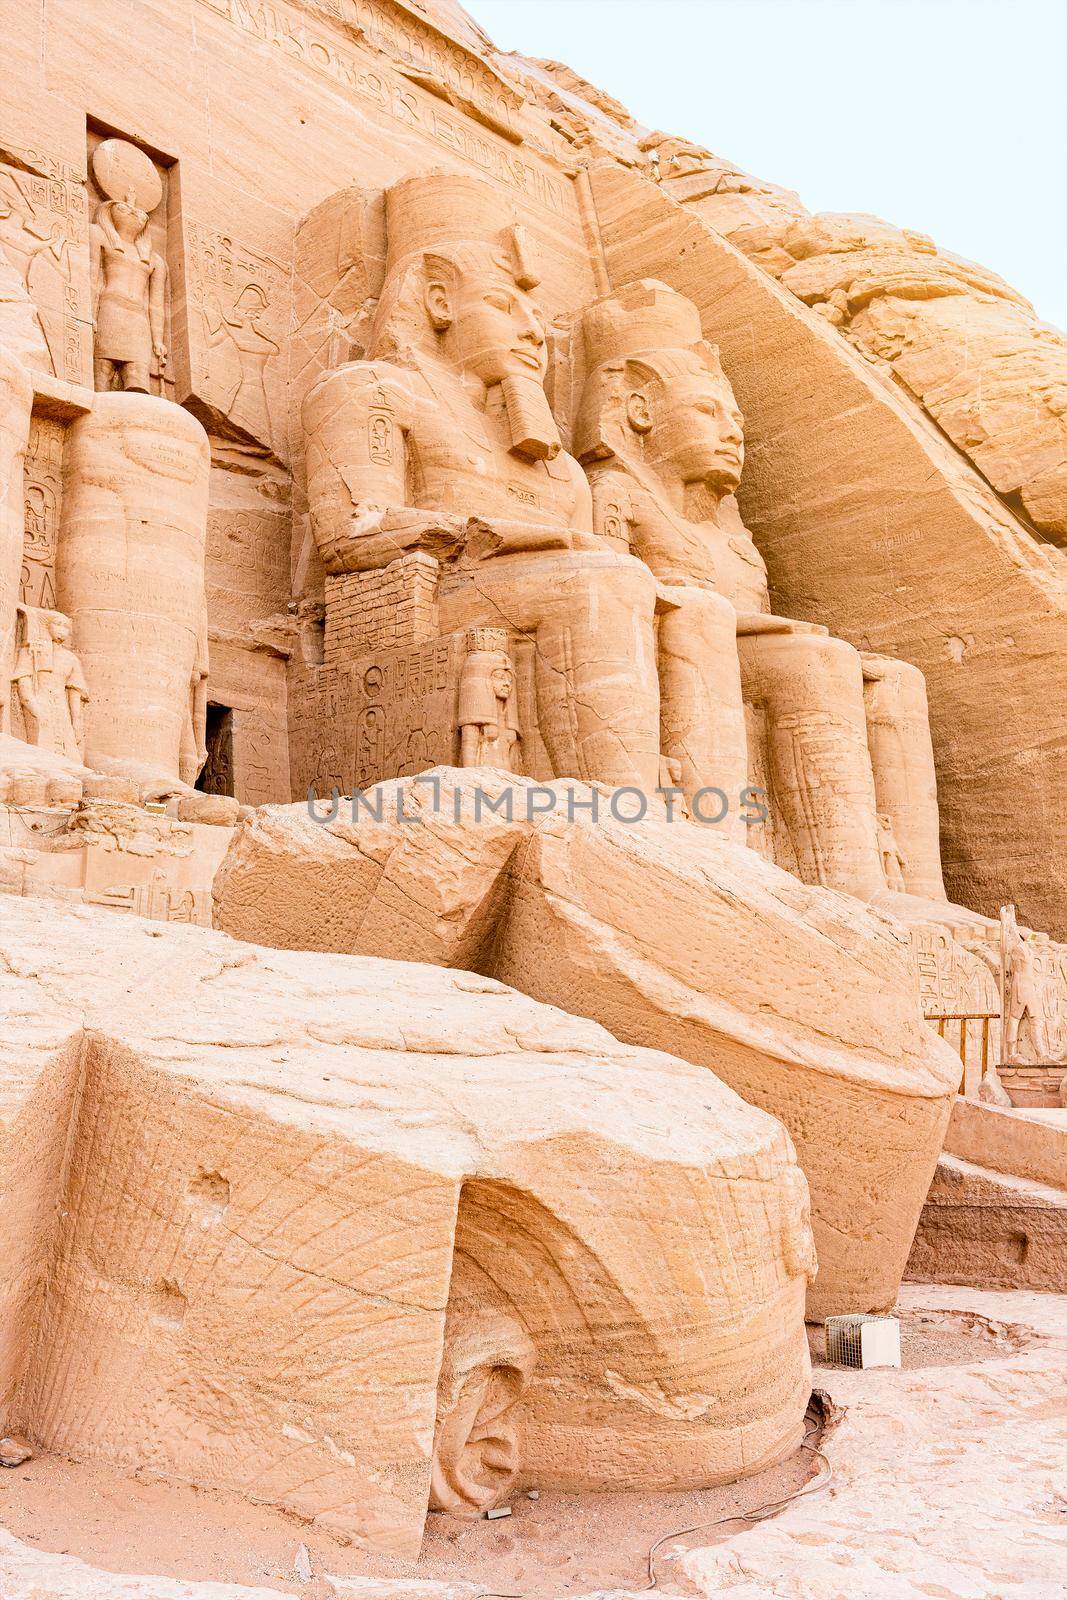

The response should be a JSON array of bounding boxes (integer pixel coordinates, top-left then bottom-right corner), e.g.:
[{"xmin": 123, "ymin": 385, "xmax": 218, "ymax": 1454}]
[
  {"xmin": 290, "ymin": 636, "xmax": 461, "ymax": 799},
  {"xmin": 232, "ymin": 703, "xmax": 287, "ymax": 808},
  {"xmin": 1014, "ymin": 939, "xmax": 1067, "ymax": 1064},
  {"xmin": 206, "ymin": 506, "xmax": 290, "ymax": 637},
  {"xmin": 182, "ymin": 222, "xmax": 288, "ymax": 456},
  {"xmin": 0, "ymin": 145, "xmax": 91, "ymax": 384},
  {"xmin": 19, "ymin": 415, "xmax": 64, "ymax": 611},
  {"xmin": 911, "ymin": 925, "xmax": 998, "ymax": 1018},
  {"xmin": 194, "ymin": 0, "xmax": 572, "ymax": 207},
  {"xmin": 205, "ymin": 640, "xmax": 290, "ymax": 806}
]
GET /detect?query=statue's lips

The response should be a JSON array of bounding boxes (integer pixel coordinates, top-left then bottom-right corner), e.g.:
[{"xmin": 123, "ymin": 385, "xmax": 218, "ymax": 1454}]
[
  {"xmin": 692, "ymin": 446, "xmax": 742, "ymax": 474},
  {"xmin": 509, "ymin": 349, "xmax": 546, "ymax": 372}
]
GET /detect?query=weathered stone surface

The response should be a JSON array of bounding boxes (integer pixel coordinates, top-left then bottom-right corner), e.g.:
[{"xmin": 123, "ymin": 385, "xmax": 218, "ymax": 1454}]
[
  {"xmin": 0, "ymin": 1529, "xmax": 293, "ymax": 1600},
  {"xmin": 682, "ymin": 1285, "xmax": 1067, "ymax": 1600},
  {"xmin": 2, "ymin": 1287, "xmax": 1064, "ymax": 1600},
  {"xmin": 585, "ymin": 160, "xmax": 1067, "ymax": 941},
  {"xmin": 213, "ymin": 770, "xmax": 962, "ymax": 1321},
  {"xmin": 0, "ymin": 894, "xmax": 814, "ymax": 1558},
  {"xmin": 907, "ymin": 1154, "xmax": 1067, "ymax": 1294},
  {"xmin": 945, "ymin": 1097, "xmax": 1067, "ymax": 1192},
  {"xmin": 1, "ymin": 3, "xmax": 1064, "ymax": 1592},
  {"xmin": 215, "ymin": 770, "xmax": 525, "ymax": 967}
]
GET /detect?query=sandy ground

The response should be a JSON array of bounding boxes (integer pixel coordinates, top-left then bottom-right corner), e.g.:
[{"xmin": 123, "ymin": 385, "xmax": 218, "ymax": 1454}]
[{"xmin": 0, "ymin": 1301, "xmax": 1026, "ymax": 1598}]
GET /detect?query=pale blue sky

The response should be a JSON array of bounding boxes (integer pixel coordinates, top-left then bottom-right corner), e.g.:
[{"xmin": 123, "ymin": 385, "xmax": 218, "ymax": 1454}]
[{"xmin": 471, "ymin": 0, "xmax": 1067, "ymax": 328}]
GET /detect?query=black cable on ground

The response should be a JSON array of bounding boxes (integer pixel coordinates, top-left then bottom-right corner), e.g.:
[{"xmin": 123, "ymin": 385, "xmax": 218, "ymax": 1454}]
[{"xmin": 477, "ymin": 1414, "xmax": 833, "ymax": 1600}]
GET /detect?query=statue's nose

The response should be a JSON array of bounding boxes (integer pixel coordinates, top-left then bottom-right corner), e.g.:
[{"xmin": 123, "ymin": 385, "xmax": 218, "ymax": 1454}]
[{"xmin": 517, "ymin": 304, "xmax": 544, "ymax": 345}]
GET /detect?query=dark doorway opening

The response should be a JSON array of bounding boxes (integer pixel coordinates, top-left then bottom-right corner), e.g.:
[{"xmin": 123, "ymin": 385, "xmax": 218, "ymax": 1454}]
[{"xmin": 196, "ymin": 703, "xmax": 235, "ymax": 796}]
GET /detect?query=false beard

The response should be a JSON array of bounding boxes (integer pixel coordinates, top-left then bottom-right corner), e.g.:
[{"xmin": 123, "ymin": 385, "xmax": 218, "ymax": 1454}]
[{"xmin": 500, "ymin": 373, "xmax": 561, "ymax": 462}]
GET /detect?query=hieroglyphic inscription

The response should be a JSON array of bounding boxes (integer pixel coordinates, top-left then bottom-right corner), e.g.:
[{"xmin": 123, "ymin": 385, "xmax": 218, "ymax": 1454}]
[
  {"xmin": 206, "ymin": 507, "xmax": 290, "ymax": 635},
  {"xmin": 19, "ymin": 416, "xmax": 64, "ymax": 611},
  {"xmin": 291, "ymin": 633, "xmax": 459, "ymax": 796},
  {"xmin": 187, "ymin": 222, "xmax": 287, "ymax": 451},
  {"xmin": 194, "ymin": 0, "xmax": 570, "ymax": 214},
  {"xmin": 0, "ymin": 146, "xmax": 90, "ymax": 382},
  {"xmin": 233, "ymin": 703, "xmax": 288, "ymax": 807},
  {"xmin": 84, "ymin": 866, "xmax": 212, "ymax": 926},
  {"xmin": 306, "ymin": 0, "xmax": 523, "ymax": 129}
]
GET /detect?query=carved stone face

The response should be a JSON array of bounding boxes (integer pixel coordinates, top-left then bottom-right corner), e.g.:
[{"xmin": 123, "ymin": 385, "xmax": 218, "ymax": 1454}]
[
  {"xmin": 234, "ymin": 284, "xmax": 268, "ymax": 321},
  {"xmin": 430, "ymin": 256, "xmax": 548, "ymax": 387},
  {"xmin": 639, "ymin": 355, "xmax": 745, "ymax": 493},
  {"xmin": 489, "ymin": 664, "xmax": 514, "ymax": 701},
  {"xmin": 111, "ymin": 200, "xmax": 150, "ymax": 241}
]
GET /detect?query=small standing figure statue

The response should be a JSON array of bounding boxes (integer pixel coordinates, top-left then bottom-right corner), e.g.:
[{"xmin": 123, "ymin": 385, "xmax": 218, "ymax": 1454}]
[
  {"xmin": 12, "ymin": 606, "xmax": 89, "ymax": 761},
  {"xmin": 89, "ymin": 138, "xmax": 168, "ymax": 393},
  {"xmin": 178, "ymin": 618, "xmax": 210, "ymax": 787},
  {"xmin": 1000, "ymin": 903, "xmax": 1050, "ymax": 1065},
  {"xmin": 457, "ymin": 628, "xmax": 520, "ymax": 771},
  {"xmin": 876, "ymin": 812, "xmax": 907, "ymax": 891}
]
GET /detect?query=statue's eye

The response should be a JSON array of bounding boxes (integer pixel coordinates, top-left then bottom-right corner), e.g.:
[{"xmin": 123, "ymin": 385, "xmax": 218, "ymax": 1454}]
[{"xmin": 485, "ymin": 293, "xmax": 512, "ymax": 312}]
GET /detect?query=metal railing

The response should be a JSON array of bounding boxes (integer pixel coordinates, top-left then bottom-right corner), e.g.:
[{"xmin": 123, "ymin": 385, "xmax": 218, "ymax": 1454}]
[{"xmin": 929, "ymin": 1012, "xmax": 999, "ymax": 1093}]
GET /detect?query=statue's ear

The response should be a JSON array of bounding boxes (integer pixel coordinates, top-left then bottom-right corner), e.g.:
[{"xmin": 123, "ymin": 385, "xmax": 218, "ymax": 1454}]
[
  {"xmin": 423, "ymin": 252, "xmax": 456, "ymax": 331},
  {"xmin": 625, "ymin": 389, "xmax": 652, "ymax": 435}
]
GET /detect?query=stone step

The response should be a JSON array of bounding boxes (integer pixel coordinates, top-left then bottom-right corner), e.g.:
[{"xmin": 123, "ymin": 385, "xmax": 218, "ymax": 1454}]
[{"xmin": 907, "ymin": 1153, "xmax": 1067, "ymax": 1293}]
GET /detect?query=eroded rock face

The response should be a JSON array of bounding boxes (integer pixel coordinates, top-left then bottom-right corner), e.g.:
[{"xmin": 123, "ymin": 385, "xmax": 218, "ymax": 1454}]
[
  {"xmin": 599, "ymin": 132, "xmax": 1067, "ymax": 550},
  {"xmin": 212, "ymin": 769, "xmax": 962, "ymax": 1321},
  {"xmin": 0, "ymin": 894, "xmax": 813, "ymax": 1558}
]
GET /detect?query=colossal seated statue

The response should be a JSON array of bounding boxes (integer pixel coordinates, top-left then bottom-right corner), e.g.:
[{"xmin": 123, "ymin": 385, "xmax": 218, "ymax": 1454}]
[
  {"xmin": 302, "ymin": 173, "xmax": 662, "ymax": 792},
  {"xmin": 575, "ymin": 279, "xmax": 946, "ymax": 901}
]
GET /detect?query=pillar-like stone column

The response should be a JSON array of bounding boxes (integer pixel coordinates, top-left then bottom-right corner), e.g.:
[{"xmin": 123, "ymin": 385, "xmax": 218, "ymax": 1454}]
[
  {"xmin": 0, "ymin": 346, "xmax": 33, "ymax": 730},
  {"xmin": 740, "ymin": 629, "xmax": 885, "ymax": 900},
  {"xmin": 56, "ymin": 393, "xmax": 210, "ymax": 787},
  {"xmin": 657, "ymin": 587, "xmax": 749, "ymax": 839},
  {"xmin": 862, "ymin": 653, "xmax": 947, "ymax": 901}
]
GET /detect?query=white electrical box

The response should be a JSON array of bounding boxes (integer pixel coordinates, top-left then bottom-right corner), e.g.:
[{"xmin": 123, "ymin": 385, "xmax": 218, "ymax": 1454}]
[{"xmin": 825, "ymin": 1313, "xmax": 901, "ymax": 1369}]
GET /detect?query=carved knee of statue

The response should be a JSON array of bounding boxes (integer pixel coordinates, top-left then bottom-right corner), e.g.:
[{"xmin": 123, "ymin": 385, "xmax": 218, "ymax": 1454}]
[
  {"xmin": 861, "ymin": 653, "xmax": 946, "ymax": 901},
  {"xmin": 739, "ymin": 630, "xmax": 884, "ymax": 899},
  {"xmin": 430, "ymin": 1254, "xmax": 536, "ymax": 1516},
  {"xmin": 531, "ymin": 548, "xmax": 661, "ymax": 793},
  {"xmin": 657, "ymin": 585, "xmax": 748, "ymax": 838}
]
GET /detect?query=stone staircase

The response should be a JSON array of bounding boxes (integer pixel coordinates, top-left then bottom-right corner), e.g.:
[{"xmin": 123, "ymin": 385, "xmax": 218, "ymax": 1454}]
[{"xmin": 907, "ymin": 1100, "xmax": 1067, "ymax": 1291}]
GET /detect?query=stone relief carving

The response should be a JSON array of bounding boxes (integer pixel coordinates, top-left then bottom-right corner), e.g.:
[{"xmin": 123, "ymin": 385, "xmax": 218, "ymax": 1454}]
[
  {"xmin": 3, "ymin": 17, "xmax": 1065, "ymax": 1579},
  {"xmin": 186, "ymin": 222, "xmax": 287, "ymax": 453},
  {"xmin": 19, "ymin": 414, "xmax": 63, "ymax": 616},
  {"xmin": 11, "ymin": 605, "xmax": 88, "ymax": 761},
  {"xmin": 876, "ymin": 812, "xmax": 906, "ymax": 893},
  {"xmin": 203, "ymin": 284, "xmax": 279, "ymax": 444},
  {"xmin": 1001, "ymin": 905, "xmax": 1066, "ymax": 1065},
  {"xmin": 860, "ymin": 652, "xmax": 947, "ymax": 902},
  {"xmin": 302, "ymin": 171, "xmax": 662, "ymax": 792},
  {"xmin": 0, "ymin": 346, "xmax": 33, "ymax": 733},
  {"xmin": 0, "ymin": 164, "xmax": 77, "ymax": 375},
  {"xmin": 89, "ymin": 139, "xmax": 168, "ymax": 393}
]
